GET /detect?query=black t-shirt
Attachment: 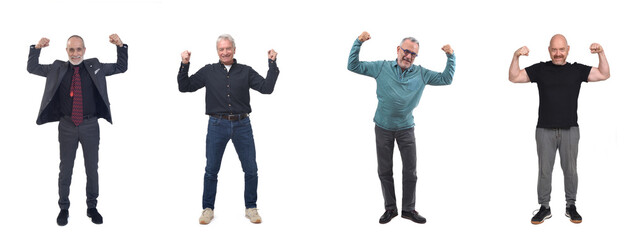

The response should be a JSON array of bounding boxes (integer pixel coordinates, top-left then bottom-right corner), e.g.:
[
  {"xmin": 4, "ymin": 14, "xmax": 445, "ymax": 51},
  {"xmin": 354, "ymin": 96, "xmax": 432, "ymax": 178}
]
[{"xmin": 526, "ymin": 61, "xmax": 592, "ymax": 128}]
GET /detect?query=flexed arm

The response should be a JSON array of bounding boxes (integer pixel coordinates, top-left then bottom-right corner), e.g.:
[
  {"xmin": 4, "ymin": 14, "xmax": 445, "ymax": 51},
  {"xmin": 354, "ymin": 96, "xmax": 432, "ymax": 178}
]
[
  {"xmin": 27, "ymin": 37, "xmax": 52, "ymax": 76},
  {"xmin": 425, "ymin": 44, "xmax": 456, "ymax": 86},
  {"xmin": 587, "ymin": 43, "xmax": 610, "ymax": 82},
  {"xmin": 508, "ymin": 46, "xmax": 531, "ymax": 83},
  {"xmin": 102, "ymin": 34, "xmax": 128, "ymax": 76},
  {"xmin": 347, "ymin": 31, "xmax": 381, "ymax": 78},
  {"xmin": 177, "ymin": 50, "xmax": 206, "ymax": 92},
  {"xmin": 250, "ymin": 49, "xmax": 280, "ymax": 94}
]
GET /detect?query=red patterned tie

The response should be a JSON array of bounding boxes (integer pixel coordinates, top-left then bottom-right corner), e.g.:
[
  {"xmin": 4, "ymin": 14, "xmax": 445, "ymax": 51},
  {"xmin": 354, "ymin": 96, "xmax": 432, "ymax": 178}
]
[{"xmin": 70, "ymin": 66, "xmax": 83, "ymax": 126}]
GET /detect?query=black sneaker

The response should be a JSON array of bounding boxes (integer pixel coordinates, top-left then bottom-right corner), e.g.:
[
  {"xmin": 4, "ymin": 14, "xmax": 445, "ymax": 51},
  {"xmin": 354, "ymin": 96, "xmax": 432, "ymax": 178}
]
[
  {"xmin": 87, "ymin": 208, "xmax": 103, "ymax": 224},
  {"xmin": 531, "ymin": 205, "xmax": 551, "ymax": 224},
  {"xmin": 57, "ymin": 209, "xmax": 69, "ymax": 226},
  {"xmin": 565, "ymin": 205, "xmax": 582, "ymax": 223}
]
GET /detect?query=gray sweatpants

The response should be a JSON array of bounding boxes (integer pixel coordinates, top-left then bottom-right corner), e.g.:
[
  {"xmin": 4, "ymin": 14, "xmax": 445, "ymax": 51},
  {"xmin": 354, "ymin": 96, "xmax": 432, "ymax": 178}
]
[{"xmin": 535, "ymin": 127, "xmax": 579, "ymax": 207}]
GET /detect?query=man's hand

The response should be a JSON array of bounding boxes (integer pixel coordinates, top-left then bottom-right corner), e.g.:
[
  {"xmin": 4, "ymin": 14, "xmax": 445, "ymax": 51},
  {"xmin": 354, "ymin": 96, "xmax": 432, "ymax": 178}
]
[
  {"xmin": 587, "ymin": 43, "xmax": 610, "ymax": 82},
  {"xmin": 35, "ymin": 37, "xmax": 50, "ymax": 49},
  {"xmin": 442, "ymin": 44, "xmax": 454, "ymax": 55},
  {"xmin": 109, "ymin": 34, "xmax": 123, "ymax": 47},
  {"xmin": 268, "ymin": 49, "xmax": 277, "ymax": 61},
  {"xmin": 509, "ymin": 46, "xmax": 531, "ymax": 83},
  {"xmin": 181, "ymin": 50, "xmax": 191, "ymax": 64},
  {"xmin": 514, "ymin": 46, "xmax": 529, "ymax": 57},
  {"xmin": 358, "ymin": 31, "xmax": 371, "ymax": 42},
  {"xmin": 590, "ymin": 43, "xmax": 604, "ymax": 54}
]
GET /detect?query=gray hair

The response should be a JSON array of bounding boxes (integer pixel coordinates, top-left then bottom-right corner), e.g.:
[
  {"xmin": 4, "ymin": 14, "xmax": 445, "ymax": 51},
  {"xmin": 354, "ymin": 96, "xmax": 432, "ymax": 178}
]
[
  {"xmin": 400, "ymin": 37, "xmax": 419, "ymax": 47},
  {"xmin": 217, "ymin": 34, "xmax": 235, "ymax": 49}
]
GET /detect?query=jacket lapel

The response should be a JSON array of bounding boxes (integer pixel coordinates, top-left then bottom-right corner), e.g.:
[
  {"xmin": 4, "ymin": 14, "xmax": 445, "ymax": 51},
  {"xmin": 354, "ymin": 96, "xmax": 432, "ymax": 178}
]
[
  {"xmin": 85, "ymin": 60, "xmax": 104, "ymax": 93},
  {"xmin": 56, "ymin": 62, "xmax": 69, "ymax": 88},
  {"xmin": 85, "ymin": 60, "xmax": 109, "ymax": 107}
]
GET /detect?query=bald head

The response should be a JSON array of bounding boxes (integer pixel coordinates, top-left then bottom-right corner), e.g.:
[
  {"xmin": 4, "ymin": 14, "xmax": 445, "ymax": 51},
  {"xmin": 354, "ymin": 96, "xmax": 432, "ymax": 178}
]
[
  {"xmin": 548, "ymin": 34, "xmax": 569, "ymax": 65},
  {"xmin": 550, "ymin": 34, "xmax": 568, "ymax": 47}
]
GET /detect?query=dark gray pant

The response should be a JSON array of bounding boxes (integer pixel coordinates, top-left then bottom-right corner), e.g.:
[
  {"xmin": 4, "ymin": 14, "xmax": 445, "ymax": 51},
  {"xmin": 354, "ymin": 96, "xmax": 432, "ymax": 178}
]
[
  {"xmin": 535, "ymin": 127, "xmax": 579, "ymax": 207},
  {"xmin": 375, "ymin": 125, "xmax": 417, "ymax": 212},
  {"xmin": 58, "ymin": 116, "xmax": 100, "ymax": 210}
]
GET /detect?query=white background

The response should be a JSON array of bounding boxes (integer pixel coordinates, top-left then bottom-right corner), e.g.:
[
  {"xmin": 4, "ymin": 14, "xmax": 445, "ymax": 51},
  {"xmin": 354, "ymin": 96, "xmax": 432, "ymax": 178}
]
[{"xmin": 1, "ymin": 0, "xmax": 630, "ymax": 239}]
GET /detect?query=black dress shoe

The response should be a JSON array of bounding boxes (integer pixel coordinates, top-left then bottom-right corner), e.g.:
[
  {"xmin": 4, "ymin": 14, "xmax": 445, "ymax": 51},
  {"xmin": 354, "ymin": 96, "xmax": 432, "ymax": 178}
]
[
  {"xmin": 402, "ymin": 210, "xmax": 426, "ymax": 224},
  {"xmin": 87, "ymin": 208, "xmax": 103, "ymax": 224},
  {"xmin": 379, "ymin": 209, "xmax": 398, "ymax": 224},
  {"xmin": 57, "ymin": 209, "xmax": 69, "ymax": 226}
]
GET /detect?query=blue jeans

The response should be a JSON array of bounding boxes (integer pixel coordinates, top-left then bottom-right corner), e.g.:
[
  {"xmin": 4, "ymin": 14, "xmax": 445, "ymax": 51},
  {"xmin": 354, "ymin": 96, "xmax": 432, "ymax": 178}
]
[{"xmin": 203, "ymin": 116, "xmax": 258, "ymax": 209}]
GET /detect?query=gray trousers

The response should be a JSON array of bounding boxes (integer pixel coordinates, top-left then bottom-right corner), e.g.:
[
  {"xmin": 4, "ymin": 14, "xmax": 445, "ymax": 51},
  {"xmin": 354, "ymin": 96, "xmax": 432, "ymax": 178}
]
[
  {"xmin": 535, "ymin": 127, "xmax": 579, "ymax": 207},
  {"xmin": 58, "ymin": 116, "xmax": 100, "ymax": 210},
  {"xmin": 375, "ymin": 125, "xmax": 417, "ymax": 212}
]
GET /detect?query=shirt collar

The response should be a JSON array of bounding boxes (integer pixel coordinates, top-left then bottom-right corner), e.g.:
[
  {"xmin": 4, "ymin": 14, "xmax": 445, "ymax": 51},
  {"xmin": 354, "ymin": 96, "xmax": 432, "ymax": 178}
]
[
  {"xmin": 392, "ymin": 60, "xmax": 413, "ymax": 73},
  {"xmin": 69, "ymin": 61, "xmax": 84, "ymax": 70}
]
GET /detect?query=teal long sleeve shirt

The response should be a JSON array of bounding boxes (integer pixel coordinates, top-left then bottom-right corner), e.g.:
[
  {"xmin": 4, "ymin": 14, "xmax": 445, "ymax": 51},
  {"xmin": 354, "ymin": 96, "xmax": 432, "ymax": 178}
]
[{"xmin": 347, "ymin": 38, "xmax": 456, "ymax": 131}]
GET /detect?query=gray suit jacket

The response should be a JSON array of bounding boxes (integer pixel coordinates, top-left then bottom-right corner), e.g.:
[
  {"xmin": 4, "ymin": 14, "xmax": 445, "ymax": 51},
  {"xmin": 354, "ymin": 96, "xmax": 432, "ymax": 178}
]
[{"xmin": 27, "ymin": 44, "xmax": 128, "ymax": 125}]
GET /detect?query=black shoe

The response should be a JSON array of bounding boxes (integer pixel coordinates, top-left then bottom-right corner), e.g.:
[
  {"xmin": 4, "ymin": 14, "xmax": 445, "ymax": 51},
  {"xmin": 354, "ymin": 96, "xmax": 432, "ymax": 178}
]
[
  {"xmin": 379, "ymin": 209, "xmax": 398, "ymax": 224},
  {"xmin": 57, "ymin": 209, "xmax": 69, "ymax": 226},
  {"xmin": 87, "ymin": 208, "xmax": 103, "ymax": 224},
  {"xmin": 401, "ymin": 210, "xmax": 426, "ymax": 224},
  {"xmin": 565, "ymin": 205, "xmax": 582, "ymax": 223},
  {"xmin": 531, "ymin": 205, "xmax": 551, "ymax": 224}
]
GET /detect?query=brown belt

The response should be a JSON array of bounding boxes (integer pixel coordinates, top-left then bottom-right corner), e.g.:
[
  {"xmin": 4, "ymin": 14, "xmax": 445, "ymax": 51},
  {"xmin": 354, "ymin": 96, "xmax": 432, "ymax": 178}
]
[{"xmin": 210, "ymin": 113, "xmax": 249, "ymax": 121}]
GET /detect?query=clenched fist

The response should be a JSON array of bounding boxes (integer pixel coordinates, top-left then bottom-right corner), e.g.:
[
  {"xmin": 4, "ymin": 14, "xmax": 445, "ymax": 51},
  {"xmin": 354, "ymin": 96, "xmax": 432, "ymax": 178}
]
[
  {"xmin": 442, "ymin": 44, "xmax": 454, "ymax": 55},
  {"xmin": 589, "ymin": 43, "xmax": 603, "ymax": 54},
  {"xmin": 268, "ymin": 49, "xmax": 277, "ymax": 61},
  {"xmin": 181, "ymin": 50, "xmax": 191, "ymax": 64},
  {"xmin": 514, "ymin": 46, "xmax": 529, "ymax": 57},
  {"xmin": 35, "ymin": 37, "xmax": 50, "ymax": 49},
  {"xmin": 358, "ymin": 31, "xmax": 371, "ymax": 42},
  {"xmin": 109, "ymin": 34, "xmax": 123, "ymax": 47}
]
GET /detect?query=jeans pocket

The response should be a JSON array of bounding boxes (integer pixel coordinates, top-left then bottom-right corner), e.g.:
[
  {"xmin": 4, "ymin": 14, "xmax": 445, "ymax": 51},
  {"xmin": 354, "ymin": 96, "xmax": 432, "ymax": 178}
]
[
  {"xmin": 210, "ymin": 116, "xmax": 221, "ymax": 126},
  {"xmin": 240, "ymin": 117, "xmax": 251, "ymax": 125}
]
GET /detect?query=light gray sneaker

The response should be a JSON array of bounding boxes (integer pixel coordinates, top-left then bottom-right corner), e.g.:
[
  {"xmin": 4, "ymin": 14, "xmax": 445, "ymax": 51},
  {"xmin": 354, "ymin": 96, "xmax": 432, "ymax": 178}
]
[
  {"xmin": 245, "ymin": 208, "xmax": 262, "ymax": 224},
  {"xmin": 199, "ymin": 208, "xmax": 214, "ymax": 224}
]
